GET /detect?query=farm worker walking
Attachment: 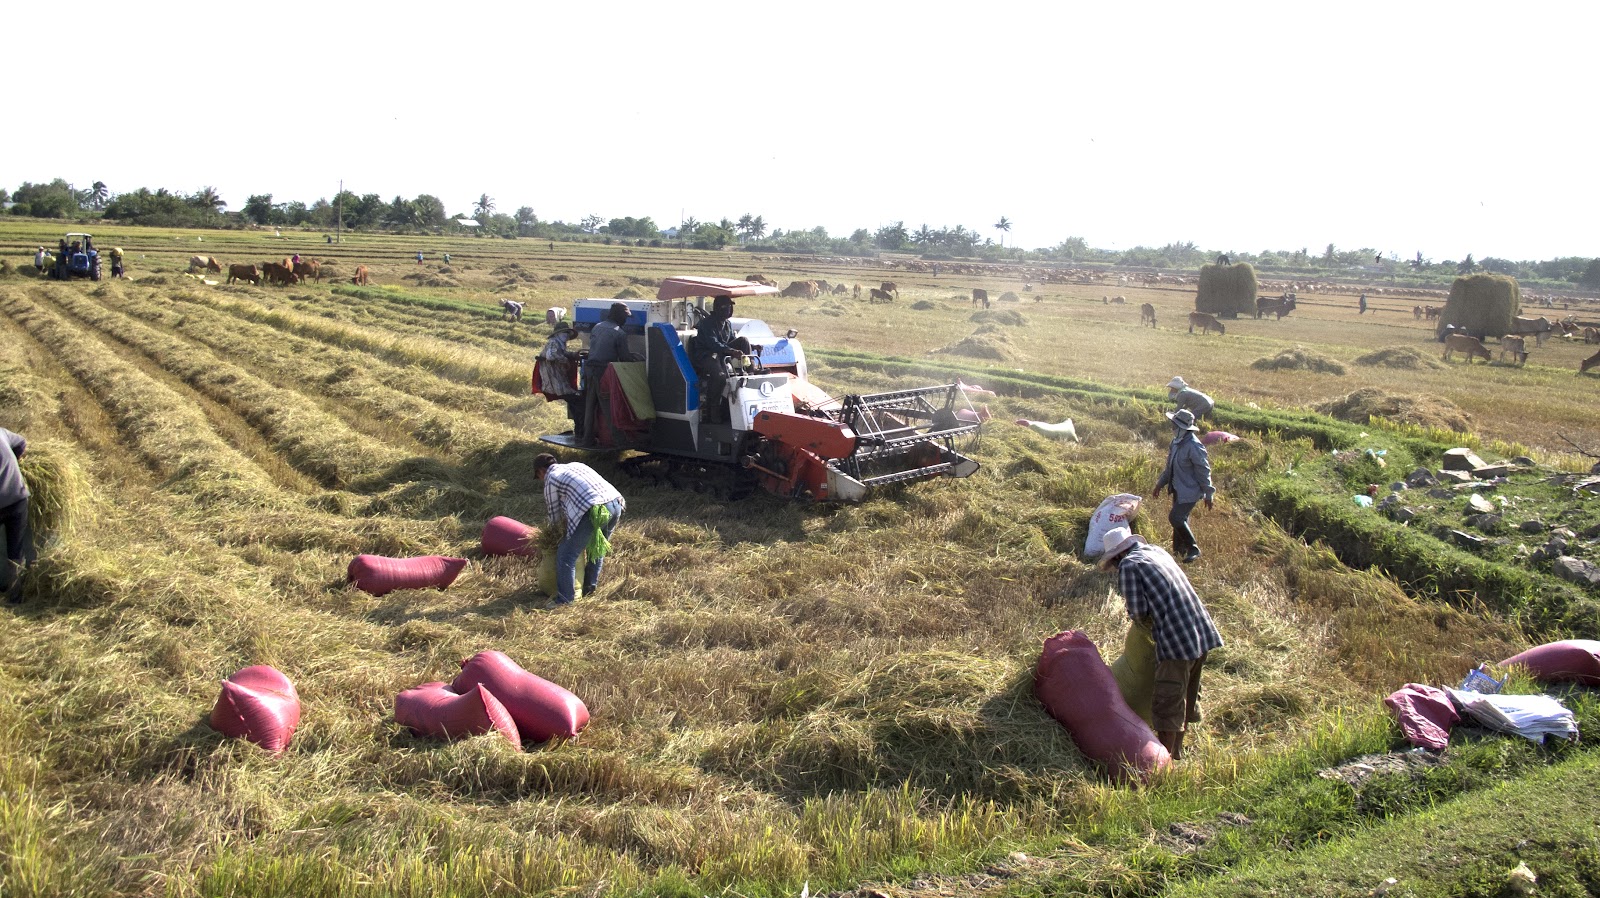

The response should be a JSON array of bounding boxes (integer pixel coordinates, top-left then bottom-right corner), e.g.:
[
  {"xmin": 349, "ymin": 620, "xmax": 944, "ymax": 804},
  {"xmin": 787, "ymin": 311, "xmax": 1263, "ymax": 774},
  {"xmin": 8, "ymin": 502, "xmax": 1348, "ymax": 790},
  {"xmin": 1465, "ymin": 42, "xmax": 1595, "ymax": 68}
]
[
  {"xmin": 534, "ymin": 453, "xmax": 624, "ymax": 606},
  {"xmin": 1165, "ymin": 376, "xmax": 1214, "ymax": 421},
  {"xmin": 1153, "ymin": 409, "xmax": 1214, "ymax": 564},
  {"xmin": 110, "ymin": 247, "xmax": 125, "ymax": 278},
  {"xmin": 1358, "ymin": 293, "xmax": 1368, "ymax": 314},
  {"xmin": 579, "ymin": 303, "xmax": 640, "ymax": 447},
  {"xmin": 416, "ymin": 251, "xmax": 424, "ymax": 264},
  {"xmin": 1099, "ymin": 525, "xmax": 1223, "ymax": 761},
  {"xmin": 1, "ymin": 428, "xmax": 35, "ymax": 604}
]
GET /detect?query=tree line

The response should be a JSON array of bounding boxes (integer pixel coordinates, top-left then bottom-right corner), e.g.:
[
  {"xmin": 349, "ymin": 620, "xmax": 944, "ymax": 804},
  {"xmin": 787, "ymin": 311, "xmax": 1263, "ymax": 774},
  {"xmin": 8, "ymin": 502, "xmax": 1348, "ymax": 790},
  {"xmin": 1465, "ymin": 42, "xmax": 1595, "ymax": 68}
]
[{"xmin": 6, "ymin": 177, "xmax": 1597, "ymax": 288}]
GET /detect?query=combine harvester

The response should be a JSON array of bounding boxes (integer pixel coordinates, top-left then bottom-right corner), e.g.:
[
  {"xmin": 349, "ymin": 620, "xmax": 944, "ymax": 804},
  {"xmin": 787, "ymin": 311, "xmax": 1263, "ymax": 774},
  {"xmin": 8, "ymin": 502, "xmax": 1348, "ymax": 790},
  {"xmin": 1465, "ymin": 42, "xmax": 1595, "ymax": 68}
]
[{"xmin": 540, "ymin": 276, "xmax": 981, "ymax": 501}]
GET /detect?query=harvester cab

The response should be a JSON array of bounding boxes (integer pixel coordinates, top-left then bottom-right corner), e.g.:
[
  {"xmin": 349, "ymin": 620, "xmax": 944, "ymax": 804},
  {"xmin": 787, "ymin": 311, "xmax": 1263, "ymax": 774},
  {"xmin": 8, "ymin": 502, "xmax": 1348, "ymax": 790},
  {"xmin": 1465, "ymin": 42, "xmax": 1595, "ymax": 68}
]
[
  {"xmin": 53, "ymin": 232, "xmax": 101, "ymax": 281},
  {"xmin": 539, "ymin": 276, "xmax": 981, "ymax": 501}
]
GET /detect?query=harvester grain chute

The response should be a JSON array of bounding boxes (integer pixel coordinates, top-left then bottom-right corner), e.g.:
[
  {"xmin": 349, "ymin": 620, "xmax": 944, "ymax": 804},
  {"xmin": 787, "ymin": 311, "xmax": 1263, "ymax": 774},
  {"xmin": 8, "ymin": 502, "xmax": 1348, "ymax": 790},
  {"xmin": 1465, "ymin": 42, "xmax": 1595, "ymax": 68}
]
[{"xmin": 538, "ymin": 276, "xmax": 981, "ymax": 501}]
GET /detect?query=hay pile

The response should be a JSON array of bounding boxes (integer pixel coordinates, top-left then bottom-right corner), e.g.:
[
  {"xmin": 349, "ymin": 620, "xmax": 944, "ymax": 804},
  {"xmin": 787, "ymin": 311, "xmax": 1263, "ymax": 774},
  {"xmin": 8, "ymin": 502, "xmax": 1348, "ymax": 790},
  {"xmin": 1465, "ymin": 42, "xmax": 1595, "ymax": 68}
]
[
  {"xmin": 999, "ymin": 291, "xmax": 1019, "ymax": 302},
  {"xmin": 1354, "ymin": 346, "xmax": 1447, "ymax": 370},
  {"xmin": 19, "ymin": 442, "xmax": 90, "ymax": 538},
  {"xmin": 1251, "ymin": 348, "xmax": 1347, "ymax": 375},
  {"xmin": 1196, "ymin": 262, "xmax": 1257, "ymax": 317},
  {"xmin": 1438, "ymin": 273, "xmax": 1519, "ymax": 338},
  {"xmin": 911, "ymin": 300, "xmax": 938, "ymax": 310},
  {"xmin": 614, "ymin": 285, "xmax": 650, "ymax": 300},
  {"xmin": 933, "ymin": 325, "xmax": 1017, "ymax": 361},
  {"xmin": 969, "ymin": 309, "xmax": 1027, "ymax": 326},
  {"xmin": 1314, "ymin": 388, "xmax": 1470, "ymax": 432}
]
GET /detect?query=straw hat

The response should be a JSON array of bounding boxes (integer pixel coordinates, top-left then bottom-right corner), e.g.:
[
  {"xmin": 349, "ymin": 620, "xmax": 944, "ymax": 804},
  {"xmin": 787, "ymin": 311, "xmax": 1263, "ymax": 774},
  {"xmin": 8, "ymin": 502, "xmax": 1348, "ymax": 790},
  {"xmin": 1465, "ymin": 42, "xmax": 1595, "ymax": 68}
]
[
  {"xmin": 1167, "ymin": 376, "xmax": 1188, "ymax": 391},
  {"xmin": 1166, "ymin": 409, "xmax": 1200, "ymax": 431},
  {"xmin": 1099, "ymin": 526, "xmax": 1146, "ymax": 569}
]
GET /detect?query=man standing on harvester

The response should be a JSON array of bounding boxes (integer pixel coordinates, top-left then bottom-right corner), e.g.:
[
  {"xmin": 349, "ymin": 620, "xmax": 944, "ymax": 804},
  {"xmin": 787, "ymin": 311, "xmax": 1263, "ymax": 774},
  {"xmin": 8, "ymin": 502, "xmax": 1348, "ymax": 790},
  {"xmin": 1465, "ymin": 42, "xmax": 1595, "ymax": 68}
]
[
  {"xmin": 535, "ymin": 453, "xmax": 624, "ymax": 606},
  {"xmin": 1100, "ymin": 525, "xmax": 1222, "ymax": 761},
  {"xmin": 580, "ymin": 303, "xmax": 639, "ymax": 447}
]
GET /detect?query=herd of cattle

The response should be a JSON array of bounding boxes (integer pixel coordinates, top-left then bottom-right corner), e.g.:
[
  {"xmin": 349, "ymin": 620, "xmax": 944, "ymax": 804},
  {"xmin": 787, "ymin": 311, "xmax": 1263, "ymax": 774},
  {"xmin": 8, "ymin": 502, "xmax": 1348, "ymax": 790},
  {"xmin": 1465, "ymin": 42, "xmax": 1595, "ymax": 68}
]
[{"xmin": 188, "ymin": 255, "xmax": 369, "ymax": 287}]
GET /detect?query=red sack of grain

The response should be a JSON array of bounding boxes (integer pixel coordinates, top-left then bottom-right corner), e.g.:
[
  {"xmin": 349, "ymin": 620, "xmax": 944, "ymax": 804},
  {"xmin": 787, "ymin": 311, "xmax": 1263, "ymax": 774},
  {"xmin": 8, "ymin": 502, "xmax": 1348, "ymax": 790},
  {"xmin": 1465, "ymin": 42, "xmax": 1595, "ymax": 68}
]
[
  {"xmin": 347, "ymin": 555, "xmax": 468, "ymax": 596},
  {"xmin": 481, "ymin": 516, "xmax": 539, "ymax": 556},
  {"xmin": 209, "ymin": 665, "xmax": 301, "ymax": 754},
  {"xmin": 394, "ymin": 681, "xmax": 521, "ymax": 748},
  {"xmin": 1500, "ymin": 640, "xmax": 1600, "ymax": 686},
  {"xmin": 1383, "ymin": 683, "xmax": 1459, "ymax": 751},
  {"xmin": 451, "ymin": 650, "xmax": 589, "ymax": 742},
  {"xmin": 1034, "ymin": 630, "xmax": 1170, "ymax": 783}
]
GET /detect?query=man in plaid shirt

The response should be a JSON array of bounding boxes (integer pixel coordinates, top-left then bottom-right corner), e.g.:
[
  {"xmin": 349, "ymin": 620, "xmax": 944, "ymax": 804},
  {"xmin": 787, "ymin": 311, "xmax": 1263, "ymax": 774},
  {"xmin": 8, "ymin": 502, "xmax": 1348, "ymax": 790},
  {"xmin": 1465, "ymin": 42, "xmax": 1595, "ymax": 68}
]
[
  {"xmin": 1100, "ymin": 525, "xmax": 1223, "ymax": 760},
  {"xmin": 535, "ymin": 454, "xmax": 625, "ymax": 606}
]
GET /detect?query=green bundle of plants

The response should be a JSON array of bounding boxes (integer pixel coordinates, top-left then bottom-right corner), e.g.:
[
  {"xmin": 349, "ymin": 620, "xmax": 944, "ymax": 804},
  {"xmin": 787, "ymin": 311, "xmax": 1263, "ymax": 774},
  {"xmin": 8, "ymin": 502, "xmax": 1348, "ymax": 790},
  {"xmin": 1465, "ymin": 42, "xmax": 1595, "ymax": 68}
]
[
  {"xmin": 1195, "ymin": 262, "xmax": 1257, "ymax": 316},
  {"xmin": 1437, "ymin": 273, "xmax": 1519, "ymax": 338}
]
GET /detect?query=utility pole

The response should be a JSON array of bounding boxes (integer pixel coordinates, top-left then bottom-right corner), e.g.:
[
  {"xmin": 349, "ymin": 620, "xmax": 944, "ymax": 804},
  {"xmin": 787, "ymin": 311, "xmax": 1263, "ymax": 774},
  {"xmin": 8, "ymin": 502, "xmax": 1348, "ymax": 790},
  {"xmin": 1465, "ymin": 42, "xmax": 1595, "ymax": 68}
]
[{"xmin": 336, "ymin": 179, "xmax": 343, "ymax": 244}]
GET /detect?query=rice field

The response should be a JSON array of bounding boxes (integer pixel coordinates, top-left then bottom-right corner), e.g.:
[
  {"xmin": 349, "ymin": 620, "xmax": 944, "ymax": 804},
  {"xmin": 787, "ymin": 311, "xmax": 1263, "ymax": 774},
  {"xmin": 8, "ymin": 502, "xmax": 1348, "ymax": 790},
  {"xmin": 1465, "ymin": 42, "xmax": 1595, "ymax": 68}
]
[{"xmin": 1, "ymin": 223, "xmax": 1597, "ymax": 897}]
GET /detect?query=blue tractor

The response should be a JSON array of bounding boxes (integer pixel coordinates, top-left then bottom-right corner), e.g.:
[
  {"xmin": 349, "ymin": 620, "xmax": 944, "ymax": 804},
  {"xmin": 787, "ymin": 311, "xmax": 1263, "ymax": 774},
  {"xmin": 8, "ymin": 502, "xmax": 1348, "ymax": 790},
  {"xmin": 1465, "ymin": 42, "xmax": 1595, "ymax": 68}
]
[{"xmin": 51, "ymin": 232, "xmax": 102, "ymax": 281}]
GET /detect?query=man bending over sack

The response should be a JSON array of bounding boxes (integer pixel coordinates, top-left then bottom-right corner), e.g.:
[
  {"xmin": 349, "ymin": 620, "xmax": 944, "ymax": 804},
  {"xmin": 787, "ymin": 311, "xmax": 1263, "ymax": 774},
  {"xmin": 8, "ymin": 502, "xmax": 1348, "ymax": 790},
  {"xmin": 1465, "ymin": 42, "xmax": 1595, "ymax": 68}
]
[
  {"xmin": 1100, "ymin": 525, "xmax": 1222, "ymax": 760},
  {"xmin": 535, "ymin": 453, "xmax": 624, "ymax": 606},
  {"xmin": 1, "ymin": 428, "xmax": 34, "ymax": 604}
]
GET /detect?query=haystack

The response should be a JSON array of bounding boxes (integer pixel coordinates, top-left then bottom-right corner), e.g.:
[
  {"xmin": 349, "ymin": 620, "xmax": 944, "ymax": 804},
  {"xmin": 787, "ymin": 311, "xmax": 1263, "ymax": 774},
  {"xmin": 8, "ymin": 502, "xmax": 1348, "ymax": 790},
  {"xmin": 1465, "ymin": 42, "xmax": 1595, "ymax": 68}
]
[
  {"xmin": 1354, "ymin": 346, "xmax": 1447, "ymax": 370},
  {"xmin": 1196, "ymin": 262, "xmax": 1257, "ymax": 317},
  {"xmin": 911, "ymin": 300, "xmax": 938, "ymax": 310},
  {"xmin": 1437, "ymin": 273, "xmax": 1519, "ymax": 338},
  {"xmin": 1251, "ymin": 348, "xmax": 1347, "ymax": 375},
  {"xmin": 969, "ymin": 309, "xmax": 1027, "ymax": 326},
  {"xmin": 613, "ymin": 285, "xmax": 650, "ymax": 299},
  {"xmin": 1314, "ymin": 388, "xmax": 1470, "ymax": 432},
  {"xmin": 934, "ymin": 325, "xmax": 1018, "ymax": 361}
]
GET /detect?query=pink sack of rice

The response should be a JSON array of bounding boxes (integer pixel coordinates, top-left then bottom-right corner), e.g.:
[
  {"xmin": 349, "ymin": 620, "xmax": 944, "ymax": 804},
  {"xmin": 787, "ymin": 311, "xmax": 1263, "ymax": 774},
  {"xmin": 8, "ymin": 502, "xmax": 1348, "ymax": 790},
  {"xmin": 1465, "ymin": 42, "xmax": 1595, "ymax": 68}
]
[
  {"xmin": 481, "ymin": 516, "xmax": 539, "ymax": 556},
  {"xmin": 395, "ymin": 681, "xmax": 521, "ymax": 748},
  {"xmin": 1034, "ymin": 630, "xmax": 1170, "ymax": 783},
  {"xmin": 451, "ymin": 650, "xmax": 589, "ymax": 742},
  {"xmin": 1383, "ymin": 683, "xmax": 1459, "ymax": 751},
  {"xmin": 1500, "ymin": 640, "xmax": 1600, "ymax": 686},
  {"xmin": 209, "ymin": 665, "xmax": 301, "ymax": 755},
  {"xmin": 1200, "ymin": 431, "xmax": 1239, "ymax": 446},
  {"xmin": 347, "ymin": 554, "xmax": 468, "ymax": 596}
]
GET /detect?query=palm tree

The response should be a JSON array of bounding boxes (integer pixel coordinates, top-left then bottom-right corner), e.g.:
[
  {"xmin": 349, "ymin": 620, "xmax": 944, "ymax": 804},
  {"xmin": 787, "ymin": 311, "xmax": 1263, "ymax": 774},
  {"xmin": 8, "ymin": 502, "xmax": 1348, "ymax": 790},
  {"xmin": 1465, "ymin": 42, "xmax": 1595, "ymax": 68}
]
[
  {"xmin": 474, "ymin": 194, "xmax": 495, "ymax": 219},
  {"xmin": 994, "ymin": 216, "xmax": 1011, "ymax": 247},
  {"xmin": 89, "ymin": 181, "xmax": 109, "ymax": 209},
  {"xmin": 749, "ymin": 215, "xmax": 766, "ymax": 240},
  {"xmin": 191, "ymin": 186, "xmax": 226, "ymax": 211},
  {"xmin": 678, "ymin": 217, "xmax": 700, "ymax": 243},
  {"xmin": 737, "ymin": 213, "xmax": 754, "ymax": 238}
]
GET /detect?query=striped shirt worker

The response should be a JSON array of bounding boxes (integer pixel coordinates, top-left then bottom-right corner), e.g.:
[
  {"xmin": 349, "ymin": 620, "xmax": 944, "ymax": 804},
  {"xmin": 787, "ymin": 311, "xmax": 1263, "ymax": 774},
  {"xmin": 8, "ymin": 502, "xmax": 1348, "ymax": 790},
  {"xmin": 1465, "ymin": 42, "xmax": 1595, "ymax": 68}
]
[{"xmin": 543, "ymin": 462, "xmax": 625, "ymax": 537}]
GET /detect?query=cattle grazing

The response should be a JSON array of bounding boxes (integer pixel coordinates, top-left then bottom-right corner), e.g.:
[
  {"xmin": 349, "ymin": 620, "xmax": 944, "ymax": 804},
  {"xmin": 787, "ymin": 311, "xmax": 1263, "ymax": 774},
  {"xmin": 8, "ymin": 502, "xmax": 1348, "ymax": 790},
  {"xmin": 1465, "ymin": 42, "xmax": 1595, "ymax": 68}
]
[
  {"xmin": 1512, "ymin": 316, "xmax": 1553, "ymax": 347},
  {"xmin": 1442, "ymin": 333, "xmax": 1492, "ymax": 363},
  {"xmin": 1424, "ymin": 305, "xmax": 1441, "ymax": 320},
  {"xmin": 292, "ymin": 259, "xmax": 322, "ymax": 282},
  {"xmin": 1140, "ymin": 303, "xmax": 1157, "ymax": 328},
  {"xmin": 1187, "ymin": 311, "xmax": 1225, "ymax": 335},
  {"xmin": 351, "ymin": 264, "xmax": 370, "ymax": 286},
  {"xmin": 189, "ymin": 255, "xmax": 223, "ymax": 273},
  {"xmin": 501, "ymin": 299, "xmax": 524, "ymax": 321},
  {"xmin": 852, "ymin": 284, "xmax": 861, "ymax": 300},
  {"xmin": 1110, "ymin": 295, "xmax": 1126, "ymax": 305},
  {"xmin": 226, "ymin": 263, "xmax": 260, "ymax": 285},
  {"xmin": 814, "ymin": 279, "xmax": 833, "ymax": 294},
  {"xmin": 1499, "ymin": 335, "xmax": 1527, "ymax": 365},
  {"xmin": 745, "ymin": 274, "xmax": 777, "ymax": 287},
  {"xmin": 781, "ymin": 280, "xmax": 820, "ymax": 299},
  {"xmin": 261, "ymin": 261, "xmax": 298, "ymax": 286},
  {"xmin": 868, "ymin": 287, "xmax": 895, "ymax": 304},
  {"xmin": 1413, "ymin": 305, "xmax": 1424, "ymax": 320},
  {"xmin": 1584, "ymin": 326, "xmax": 1600, "ymax": 345},
  {"xmin": 972, "ymin": 288, "xmax": 988, "ymax": 306},
  {"xmin": 1581, "ymin": 349, "xmax": 1600, "ymax": 376},
  {"xmin": 880, "ymin": 281, "xmax": 899, "ymax": 298},
  {"xmin": 831, "ymin": 283, "xmax": 849, "ymax": 294}
]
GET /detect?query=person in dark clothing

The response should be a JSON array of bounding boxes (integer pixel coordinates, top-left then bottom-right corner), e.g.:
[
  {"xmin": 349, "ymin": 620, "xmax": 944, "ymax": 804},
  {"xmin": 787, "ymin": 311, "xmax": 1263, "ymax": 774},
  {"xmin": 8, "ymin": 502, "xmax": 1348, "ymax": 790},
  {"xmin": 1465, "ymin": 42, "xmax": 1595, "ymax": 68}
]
[
  {"xmin": 1358, "ymin": 293, "xmax": 1368, "ymax": 314},
  {"xmin": 1100, "ymin": 525, "xmax": 1223, "ymax": 760},
  {"xmin": 689, "ymin": 295, "xmax": 752, "ymax": 422},
  {"xmin": 1, "ymin": 428, "xmax": 34, "ymax": 603},
  {"xmin": 1153, "ymin": 409, "xmax": 1214, "ymax": 563},
  {"xmin": 580, "ymin": 303, "xmax": 639, "ymax": 447}
]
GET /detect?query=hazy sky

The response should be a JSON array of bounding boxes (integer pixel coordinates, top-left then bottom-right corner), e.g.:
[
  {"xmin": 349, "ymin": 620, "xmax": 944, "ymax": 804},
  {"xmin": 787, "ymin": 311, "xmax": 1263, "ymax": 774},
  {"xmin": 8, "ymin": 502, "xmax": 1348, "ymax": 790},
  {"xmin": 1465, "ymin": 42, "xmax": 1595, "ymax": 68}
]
[{"xmin": 10, "ymin": 1, "xmax": 1592, "ymax": 262}]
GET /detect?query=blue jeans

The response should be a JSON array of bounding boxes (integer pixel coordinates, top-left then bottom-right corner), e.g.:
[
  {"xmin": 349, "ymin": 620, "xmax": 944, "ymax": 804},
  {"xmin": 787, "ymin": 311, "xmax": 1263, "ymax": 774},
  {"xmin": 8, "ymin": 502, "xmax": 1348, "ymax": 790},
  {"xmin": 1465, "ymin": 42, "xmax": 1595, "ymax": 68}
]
[
  {"xmin": 555, "ymin": 498, "xmax": 622, "ymax": 604},
  {"xmin": 1169, "ymin": 500, "xmax": 1198, "ymax": 557}
]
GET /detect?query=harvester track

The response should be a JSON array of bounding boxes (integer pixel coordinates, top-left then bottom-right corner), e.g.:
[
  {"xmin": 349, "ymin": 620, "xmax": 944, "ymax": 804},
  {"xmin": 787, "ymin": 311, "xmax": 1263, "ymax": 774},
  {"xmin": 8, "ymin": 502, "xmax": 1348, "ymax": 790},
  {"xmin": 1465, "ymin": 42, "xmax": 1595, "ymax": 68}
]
[{"xmin": 618, "ymin": 453, "xmax": 760, "ymax": 501}]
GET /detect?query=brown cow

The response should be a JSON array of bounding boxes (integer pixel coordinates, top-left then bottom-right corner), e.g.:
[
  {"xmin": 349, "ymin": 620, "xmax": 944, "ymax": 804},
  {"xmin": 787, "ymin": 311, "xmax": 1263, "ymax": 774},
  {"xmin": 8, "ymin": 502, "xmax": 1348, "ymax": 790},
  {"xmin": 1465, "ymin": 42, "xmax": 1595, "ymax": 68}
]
[
  {"xmin": 1140, "ymin": 303, "xmax": 1157, "ymax": 328},
  {"xmin": 831, "ymin": 282, "xmax": 849, "ymax": 294},
  {"xmin": 852, "ymin": 284, "xmax": 861, "ymax": 300},
  {"xmin": 745, "ymin": 274, "xmax": 777, "ymax": 287},
  {"xmin": 1188, "ymin": 311, "xmax": 1224, "ymax": 335},
  {"xmin": 1442, "ymin": 333, "xmax": 1491, "ymax": 363},
  {"xmin": 262, "ymin": 261, "xmax": 298, "ymax": 286},
  {"xmin": 189, "ymin": 255, "xmax": 223, "ymax": 273},
  {"xmin": 1413, "ymin": 305, "xmax": 1424, "ymax": 320},
  {"xmin": 868, "ymin": 287, "xmax": 895, "ymax": 304},
  {"xmin": 1256, "ymin": 296, "xmax": 1296, "ymax": 320},
  {"xmin": 972, "ymin": 288, "xmax": 988, "ymax": 306},
  {"xmin": 1498, "ymin": 335, "xmax": 1527, "ymax": 365},
  {"xmin": 292, "ymin": 259, "xmax": 321, "ymax": 282},
  {"xmin": 781, "ymin": 280, "xmax": 820, "ymax": 299},
  {"xmin": 1110, "ymin": 295, "xmax": 1126, "ymax": 304},
  {"xmin": 1586, "ymin": 327, "xmax": 1600, "ymax": 344},
  {"xmin": 351, "ymin": 264, "xmax": 370, "ymax": 286},
  {"xmin": 226, "ymin": 263, "xmax": 260, "ymax": 285},
  {"xmin": 880, "ymin": 281, "xmax": 898, "ymax": 298},
  {"xmin": 1581, "ymin": 349, "xmax": 1600, "ymax": 376},
  {"xmin": 1424, "ymin": 305, "xmax": 1441, "ymax": 320}
]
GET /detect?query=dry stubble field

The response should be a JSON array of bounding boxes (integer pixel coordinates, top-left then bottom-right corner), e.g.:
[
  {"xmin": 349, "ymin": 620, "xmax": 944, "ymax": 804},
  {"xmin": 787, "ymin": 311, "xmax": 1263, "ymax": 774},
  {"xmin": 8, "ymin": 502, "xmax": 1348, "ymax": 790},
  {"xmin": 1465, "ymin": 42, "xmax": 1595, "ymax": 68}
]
[{"xmin": 1, "ymin": 224, "xmax": 1597, "ymax": 897}]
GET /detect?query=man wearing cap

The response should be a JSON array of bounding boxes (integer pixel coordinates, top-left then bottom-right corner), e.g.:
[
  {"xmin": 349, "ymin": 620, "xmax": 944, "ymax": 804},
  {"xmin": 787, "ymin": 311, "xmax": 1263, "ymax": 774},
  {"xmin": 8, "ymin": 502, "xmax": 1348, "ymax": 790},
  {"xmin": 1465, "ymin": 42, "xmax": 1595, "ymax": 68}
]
[
  {"xmin": 580, "ymin": 303, "xmax": 640, "ymax": 447},
  {"xmin": 1153, "ymin": 408, "xmax": 1214, "ymax": 563},
  {"xmin": 1100, "ymin": 525, "xmax": 1223, "ymax": 760},
  {"xmin": 33, "ymin": 247, "xmax": 47, "ymax": 275},
  {"xmin": 1166, "ymin": 377, "xmax": 1214, "ymax": 421},
  {"xmin": 689, "ymin": 295, "xmax": 753, "ymax": 422}
]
